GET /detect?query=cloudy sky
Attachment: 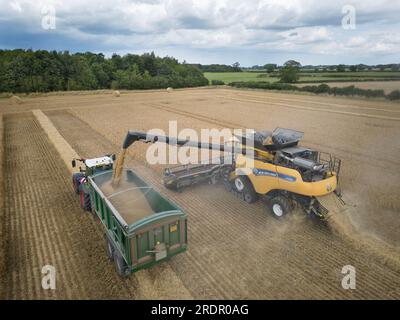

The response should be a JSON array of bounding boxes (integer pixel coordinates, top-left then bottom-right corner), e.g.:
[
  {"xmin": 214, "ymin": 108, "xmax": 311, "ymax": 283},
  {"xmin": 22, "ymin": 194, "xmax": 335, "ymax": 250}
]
[{"xmin": 0, "ymin": 0, "xmax": 399, "ymax": 66}]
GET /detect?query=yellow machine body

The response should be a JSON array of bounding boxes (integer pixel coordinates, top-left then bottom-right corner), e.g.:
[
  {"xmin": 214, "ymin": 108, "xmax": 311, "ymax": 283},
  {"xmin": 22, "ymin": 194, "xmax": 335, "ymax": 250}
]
[{"xmin": 234, "ymin": 154, "xmax": 338, "ymax": 197}]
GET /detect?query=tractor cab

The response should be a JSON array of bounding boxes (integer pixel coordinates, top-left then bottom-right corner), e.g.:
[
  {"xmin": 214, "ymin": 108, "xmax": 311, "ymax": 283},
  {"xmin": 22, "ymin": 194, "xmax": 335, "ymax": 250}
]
[
  {"xmin": 72, "ymin": 155, "xmax": 115, "ymax": 176},
  {"xmin": 84, "ymin": 157, "xmax": 114, "ymax": 175}
]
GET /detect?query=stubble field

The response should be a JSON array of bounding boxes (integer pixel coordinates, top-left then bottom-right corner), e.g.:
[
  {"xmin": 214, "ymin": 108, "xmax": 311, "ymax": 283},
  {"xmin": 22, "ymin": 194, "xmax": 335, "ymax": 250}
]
[{"xmin": 0, "ymin": 87, "xmax": 399, "ymax": 299}]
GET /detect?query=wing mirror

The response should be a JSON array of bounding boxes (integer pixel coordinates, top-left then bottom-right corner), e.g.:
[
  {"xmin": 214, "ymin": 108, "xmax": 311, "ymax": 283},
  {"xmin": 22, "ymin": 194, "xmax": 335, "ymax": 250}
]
[
  {"xmin": 71, "ymin": 159, "xmax": 76, "ymax": 168},
  {"xmin": 112, "ymin": 154, "xmax": 116, "ymax": 161}
]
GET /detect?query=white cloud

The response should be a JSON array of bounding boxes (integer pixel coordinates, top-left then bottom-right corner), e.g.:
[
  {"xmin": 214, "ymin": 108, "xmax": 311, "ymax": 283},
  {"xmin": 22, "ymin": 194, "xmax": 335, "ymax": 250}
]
[
  {"xmin": 0, "ymin": 0, "xmax": 399, "ymax": 64},
  {"xmin": 9, "ymin": 0, "xmax": 22, "ymax": 12}
]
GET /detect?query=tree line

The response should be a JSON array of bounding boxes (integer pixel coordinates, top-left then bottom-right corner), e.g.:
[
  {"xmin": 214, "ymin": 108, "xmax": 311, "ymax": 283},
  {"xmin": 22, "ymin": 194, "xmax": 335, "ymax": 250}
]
[
  {"xmin": 247, "ymin": 63, "xmax": 400, "ymax": 72},
  {"xmin": 0, "ymin": 50, "xmax": 209, "ymax": 93},
  {"xmin": 191, "ymin": 63, "xmax": 242, "ymax": 72}
]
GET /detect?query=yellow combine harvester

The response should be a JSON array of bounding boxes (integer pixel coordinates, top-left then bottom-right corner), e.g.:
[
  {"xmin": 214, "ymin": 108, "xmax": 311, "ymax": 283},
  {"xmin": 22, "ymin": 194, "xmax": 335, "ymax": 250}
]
[{"xmin": 115, "ymin": 128, "xmax": 346, "ymax": 219}]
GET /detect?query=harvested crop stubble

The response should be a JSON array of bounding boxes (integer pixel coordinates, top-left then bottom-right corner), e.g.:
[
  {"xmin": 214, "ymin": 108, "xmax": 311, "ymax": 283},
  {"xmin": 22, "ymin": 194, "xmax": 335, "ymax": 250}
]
[
  {"xmin": 328, "ymin": 207, "xmax": 400, "ymax": 270},
  {"xmin": 32, "ymin": 109, "xmax": 80, "ymax": 174},
  {"xmin": 2, "ymin": 113, "xmax": 146, "ymax": 299},
  {"xmin": 0, "ymin": 113, "xmax": 5, "ymax": 299}
]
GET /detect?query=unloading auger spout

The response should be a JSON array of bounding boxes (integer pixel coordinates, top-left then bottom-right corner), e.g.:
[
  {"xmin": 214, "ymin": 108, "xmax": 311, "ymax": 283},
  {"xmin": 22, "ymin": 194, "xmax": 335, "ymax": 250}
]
[{"xmin": 111, "ymin": 130, "xmax": 248, "ymax": 186}]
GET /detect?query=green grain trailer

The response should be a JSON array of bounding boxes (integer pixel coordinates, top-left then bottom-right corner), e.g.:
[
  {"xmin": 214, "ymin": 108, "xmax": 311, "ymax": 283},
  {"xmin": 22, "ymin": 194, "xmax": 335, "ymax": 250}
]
[{"xmin": 72, "ymin": 157, "xmax": 187, "ymax": 276}]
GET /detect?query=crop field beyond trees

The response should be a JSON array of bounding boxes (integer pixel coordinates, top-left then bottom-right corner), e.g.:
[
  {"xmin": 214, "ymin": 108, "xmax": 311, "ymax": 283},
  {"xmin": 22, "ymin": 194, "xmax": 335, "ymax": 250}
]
[{"xmin": 205, "ymin": 71, "xmax": 400, "ymax": 85}]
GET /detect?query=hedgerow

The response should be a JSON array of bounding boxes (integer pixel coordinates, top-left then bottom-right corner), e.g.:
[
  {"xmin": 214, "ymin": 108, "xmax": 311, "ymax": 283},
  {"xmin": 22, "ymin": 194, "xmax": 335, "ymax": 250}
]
[{"xmin": 228, "ymin": 81, "xmax": 397, "ymax": 100}]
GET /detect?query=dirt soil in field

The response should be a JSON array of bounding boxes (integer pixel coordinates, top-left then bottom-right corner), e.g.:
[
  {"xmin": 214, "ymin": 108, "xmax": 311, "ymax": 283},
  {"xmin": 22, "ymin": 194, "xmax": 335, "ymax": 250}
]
[{"xmin": 1, "ymin": 87, "xmax": 400, "ymax": 299}]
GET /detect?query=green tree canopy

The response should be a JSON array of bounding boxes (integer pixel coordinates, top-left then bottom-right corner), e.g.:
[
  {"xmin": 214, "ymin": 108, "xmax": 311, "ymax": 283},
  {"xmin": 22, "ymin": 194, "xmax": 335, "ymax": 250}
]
[
  {"xmin": 264, "ymin": 64, "xmax": 277, "ymax": 73},
  {"xmin": 0, "ymin": 49, "xmax": 208, "ymax": 93},
  {"xmin": 336, "ymin": 64, "xmax": 346, "ymax": 72},
  {"xmin": 279, "ymin": 60, "xmax": 301, "ymax": 83}
]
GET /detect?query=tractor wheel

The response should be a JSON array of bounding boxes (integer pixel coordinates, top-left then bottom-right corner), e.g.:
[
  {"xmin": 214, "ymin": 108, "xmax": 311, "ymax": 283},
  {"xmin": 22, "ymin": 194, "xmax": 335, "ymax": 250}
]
[
  {"xmin": 72, "ymin": 173, "xmax": 84, "ymax": 194},
  {"xmin": 79, "ymin": 190, "xmax": 91, "ymax": 212},
  {"xmin": 233, "ymin": 176, "xmax": 259, "ymax": 203},
  {"xmin": 269, "ymin": 196, "xmax": 291, "ymax": 219},
  {"xmin": 114, "ymin": 251, "xmax": 128, "ymax": 277},
  {"xmin": 105, "ymin": 236, "xmax": 114, "ymax": 261}
]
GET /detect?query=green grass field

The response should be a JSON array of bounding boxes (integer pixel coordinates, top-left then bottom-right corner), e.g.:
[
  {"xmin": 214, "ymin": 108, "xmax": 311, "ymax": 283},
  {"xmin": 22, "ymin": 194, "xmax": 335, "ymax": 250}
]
[
  {"xmin": 204, "ymin": 72, "xmax": 277, "ymax": 83},
  {"xmin": 204, "ymin": 71, "xmax": 400, "ymax": 84}
]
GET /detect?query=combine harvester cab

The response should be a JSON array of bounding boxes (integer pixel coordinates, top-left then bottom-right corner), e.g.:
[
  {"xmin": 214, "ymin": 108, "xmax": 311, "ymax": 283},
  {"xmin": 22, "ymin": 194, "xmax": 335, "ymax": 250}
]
[{"xmin": 72, "ymin": 157, "xmax": 188, "ymax": 276}]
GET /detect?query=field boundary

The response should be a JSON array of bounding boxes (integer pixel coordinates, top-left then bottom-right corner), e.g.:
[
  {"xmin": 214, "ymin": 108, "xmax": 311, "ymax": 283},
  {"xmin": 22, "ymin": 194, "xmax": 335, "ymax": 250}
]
[
  {"xmin": 34, "ymin": 109, "xmax": 193, "ymax": 300},
  {"xmin": 226, "ymin": 86, "xmax": 400, "ymax": 103}
]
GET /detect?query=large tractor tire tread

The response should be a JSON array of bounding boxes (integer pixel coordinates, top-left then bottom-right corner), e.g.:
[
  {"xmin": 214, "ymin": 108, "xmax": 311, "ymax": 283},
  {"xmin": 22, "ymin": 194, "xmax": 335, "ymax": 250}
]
[
  {"xmin": 269, "ymin": 195, "xmax": 291, "ymax": 219},
  {"xmin": 80, "ymin": 190, "xmax": 92, "ymax": 212},
  {"xmin": 72, "ymin": 172, "xmax": 85, "ymax": 194},
  {"xmin": 232, "ymin": 175, "xmax": 259, "ymax": 203}
]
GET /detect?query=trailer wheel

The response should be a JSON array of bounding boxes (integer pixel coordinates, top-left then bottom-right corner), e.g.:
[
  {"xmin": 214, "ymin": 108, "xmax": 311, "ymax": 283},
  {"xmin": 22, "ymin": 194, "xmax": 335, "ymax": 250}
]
[
  {"xmin": 79, "ymin": 190, "xmax": 91, "ymax": 212},
  {"xmin": 233, "ymin": 176, "xmax": 259, "ymax": 203},
  {"xmin": 105, "ymin": 236, "xmax": 114, "ymax": 261},
  {"xmin": 269, "ymin": 196, "xmax": 291, "ymax": 219},
  {"xmin": 114, "ymin": 251, "xmax": 128, "ymax": 277},
  {"xmin": 72, "ymin": 173, "xmax": 84, "ymax": 194}
]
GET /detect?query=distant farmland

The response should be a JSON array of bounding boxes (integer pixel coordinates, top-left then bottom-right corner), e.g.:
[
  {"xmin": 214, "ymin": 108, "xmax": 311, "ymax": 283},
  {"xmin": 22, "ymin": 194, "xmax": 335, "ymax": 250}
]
[
  {"xmin": 204, "ymin": 71, "xmax": 400, "ymax": 84},
  {"xmin": 204, "ymin": 72, "xmax": 275, "ymax": 83}
]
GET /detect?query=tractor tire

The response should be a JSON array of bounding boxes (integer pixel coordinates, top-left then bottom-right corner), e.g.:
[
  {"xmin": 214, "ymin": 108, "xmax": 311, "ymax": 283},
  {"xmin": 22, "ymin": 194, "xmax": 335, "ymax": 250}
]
[
  {"xmin": 269, "ymin": 195, "xmax": 291, "ymax": 219},
  {"xmin": 105, "ymin": 236, "xmax": 114, "ymax": 261},
  {"xmin": 114, "ymin": 251, "xmax": 128, "ymax": 277},
  {"xmin": 232, "ymin": 176, "xmax": 259, "ymax": 203},
  {"xmin": 72, "ymin": 173, "xmax": 84, "ymax": 194},
  {"xmin": 79, "ymin": 190, "xmax": 91, "ymax": 212}
]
